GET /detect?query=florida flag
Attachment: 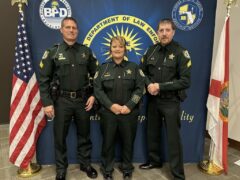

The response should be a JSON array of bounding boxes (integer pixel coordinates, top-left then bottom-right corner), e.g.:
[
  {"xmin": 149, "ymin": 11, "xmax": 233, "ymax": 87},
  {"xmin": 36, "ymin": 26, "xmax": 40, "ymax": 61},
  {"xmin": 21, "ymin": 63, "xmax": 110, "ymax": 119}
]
[{"xmin": 206, "ymin": 16, "xmax": 229, "ymax": 173}]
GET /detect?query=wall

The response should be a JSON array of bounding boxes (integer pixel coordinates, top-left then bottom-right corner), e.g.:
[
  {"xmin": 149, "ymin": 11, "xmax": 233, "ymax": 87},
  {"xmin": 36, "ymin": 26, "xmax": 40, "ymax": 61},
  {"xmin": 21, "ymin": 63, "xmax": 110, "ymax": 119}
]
[{"xmin": 0, "ymin": 2, "xmax": 18, "ymax": 124}]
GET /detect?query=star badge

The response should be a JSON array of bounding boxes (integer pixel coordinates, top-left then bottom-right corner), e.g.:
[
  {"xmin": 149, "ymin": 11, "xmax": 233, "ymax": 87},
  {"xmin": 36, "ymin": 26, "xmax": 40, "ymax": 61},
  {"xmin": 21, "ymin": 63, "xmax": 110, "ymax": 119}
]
[
  {"xmin": 169, "ymin": 53, "xmax": 175, "ymax": 60},
  {"xmin": 126, "ymin": 69, "xmax": 132, "ymax": 74},
  {"xmin": 82, "ymin": 53, "xmax": 86, "ymax": 58}
]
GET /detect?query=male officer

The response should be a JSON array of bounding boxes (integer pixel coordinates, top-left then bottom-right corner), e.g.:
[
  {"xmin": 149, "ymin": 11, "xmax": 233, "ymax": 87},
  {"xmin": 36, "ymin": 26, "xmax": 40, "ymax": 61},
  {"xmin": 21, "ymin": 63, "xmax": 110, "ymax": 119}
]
[
  {"xmin": 38, "ymin": 17, "xmax": 98, "ymax": 180},
  {"xmin": 139, "ymin": 18, "xmax": 191, "ymax": 180}
]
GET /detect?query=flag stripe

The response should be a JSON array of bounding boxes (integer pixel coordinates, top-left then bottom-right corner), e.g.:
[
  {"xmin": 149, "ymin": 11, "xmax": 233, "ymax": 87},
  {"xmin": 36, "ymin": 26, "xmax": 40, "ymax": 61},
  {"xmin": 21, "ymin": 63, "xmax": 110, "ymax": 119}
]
[
  {"xmin": 10, "ymin": 94, "xmax": 40, "ymax": 161},
  {"xmin": 14, "ymin": 100, "xmax": 44, "ymax": 166},
  {"xmin": 9, "ymin": 76, "xmax": 38, "ymax": 144},
  {"xmin": 10, "ymin": 77, "xmax": 26, "ymax": 119},
  {"xmin": 20, "ymin": 116, "xmax": 46, "ymax": 168},
  {"xmin": 225, "ymin": 18, "xmax": 229, "ymax": 82}
]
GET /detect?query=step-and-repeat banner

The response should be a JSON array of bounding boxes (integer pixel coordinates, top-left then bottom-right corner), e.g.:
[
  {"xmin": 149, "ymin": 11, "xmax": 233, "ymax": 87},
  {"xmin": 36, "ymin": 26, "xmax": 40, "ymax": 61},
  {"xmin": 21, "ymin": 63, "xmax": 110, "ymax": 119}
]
[{"xmin": 25, "ymin": 0, "xmax": 217, "ymax": 164}]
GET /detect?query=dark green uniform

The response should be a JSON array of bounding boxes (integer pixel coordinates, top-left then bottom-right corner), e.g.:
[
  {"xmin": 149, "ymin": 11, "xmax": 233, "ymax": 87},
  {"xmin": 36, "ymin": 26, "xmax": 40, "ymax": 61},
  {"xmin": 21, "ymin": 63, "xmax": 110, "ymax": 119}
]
[
  {"xmin": 140, "ymin": 40, "xmax": 191, "ymax": 180},
  {"xmin": 38, "ymin": 41, "xmax": 97, "ymax": 174},
  {"xmin": 94, "ymin": 60, "xmax": 145, "ymax": 176}
]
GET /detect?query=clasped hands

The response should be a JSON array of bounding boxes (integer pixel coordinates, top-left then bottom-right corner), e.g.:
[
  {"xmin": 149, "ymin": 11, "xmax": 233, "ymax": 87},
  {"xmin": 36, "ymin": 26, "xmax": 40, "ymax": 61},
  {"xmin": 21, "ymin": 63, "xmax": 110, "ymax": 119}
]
[
  {"xmin": 147, "ymin": 83, "xmax": 160, "ymax": 95},
  {"xmin": 110, "ymin": 104, "xmax": 131, "ymax": 115}
]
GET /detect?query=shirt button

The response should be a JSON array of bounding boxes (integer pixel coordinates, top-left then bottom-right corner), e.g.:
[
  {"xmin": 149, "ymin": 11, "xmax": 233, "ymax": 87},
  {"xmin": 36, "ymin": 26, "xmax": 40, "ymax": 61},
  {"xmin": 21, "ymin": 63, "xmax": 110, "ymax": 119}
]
[
  {"xmin": 158, "ymin": 67, "xmax": 161, "ymax": 70},
  {"xmin": 72, "ymin": 64, "xmax": 75, "ymax": 67},
  {"xmin": 118, "ymin": 76, "xmax": 121, "ymax": 78}
]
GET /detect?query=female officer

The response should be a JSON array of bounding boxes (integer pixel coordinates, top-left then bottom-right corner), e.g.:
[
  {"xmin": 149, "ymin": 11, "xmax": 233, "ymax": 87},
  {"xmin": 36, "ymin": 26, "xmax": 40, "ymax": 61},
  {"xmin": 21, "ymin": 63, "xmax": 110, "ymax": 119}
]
[{"xmin": 94, "ymin": 36, "xmax": 145, "ymax": 180}]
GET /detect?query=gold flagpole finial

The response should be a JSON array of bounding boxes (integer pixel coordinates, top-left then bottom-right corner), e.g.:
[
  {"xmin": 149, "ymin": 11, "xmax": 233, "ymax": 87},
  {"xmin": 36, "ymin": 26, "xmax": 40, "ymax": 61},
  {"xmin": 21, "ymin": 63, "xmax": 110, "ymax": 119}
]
[
  {"xmin": 224, "ymin": 0, "xmax": 237, "ymax": 17},
  {"xmin": 11, "ymin": 0, "xmax": 28, "ymax": 13}
]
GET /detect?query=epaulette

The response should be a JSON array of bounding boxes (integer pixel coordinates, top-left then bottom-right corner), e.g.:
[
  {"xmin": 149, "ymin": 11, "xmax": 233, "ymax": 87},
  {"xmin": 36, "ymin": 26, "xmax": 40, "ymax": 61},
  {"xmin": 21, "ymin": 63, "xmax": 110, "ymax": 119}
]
[
  {"xmin": 101, "ymin": 60, "xmax": 112, "ymax": 65},
  {"xmin": 49, "ymin": 43, "xmax": 60, "ymax": 51},
  {"xmin": 54, "ymin": 43, "xmax": 60, "ymax": 47}
]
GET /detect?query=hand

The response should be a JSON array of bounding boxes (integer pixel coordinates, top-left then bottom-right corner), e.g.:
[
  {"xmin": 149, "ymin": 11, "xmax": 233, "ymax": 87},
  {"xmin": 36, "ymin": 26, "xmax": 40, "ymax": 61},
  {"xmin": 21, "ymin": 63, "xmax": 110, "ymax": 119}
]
[
  {"xmin": 85, "ymin": 96, "xmax": 95, "ymax": 111},
  {"xmin": 147, "ymin": 83, "xmax": 160, "ymax": 95},
  {"xmin": 110, "ymin": 104, "xmax": 122, "ymax": 115},
  {"xmin": 44, "ymin": 105, "xmax": 55, "ymax": 119},
  {"xmin": 120, "ymin": 105, "xmax": 131, "ymax": 114},
  {"xmin": 152, "ymin": 83, "xmax": 160, "ymax": 95}
]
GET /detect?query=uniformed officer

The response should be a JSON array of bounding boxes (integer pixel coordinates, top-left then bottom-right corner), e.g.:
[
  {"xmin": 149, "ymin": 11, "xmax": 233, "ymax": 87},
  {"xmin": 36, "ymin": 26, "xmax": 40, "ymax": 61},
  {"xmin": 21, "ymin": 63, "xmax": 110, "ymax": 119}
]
[
  {"xmin": 139, "ymin": 18, "xmax": 191, "ymax": 180},
  {"xmin": 38, "ymin": 17, "xmax": 98, "ymax": 180},
  {"xmin": 94, "ymin": 36, "xmax": 145, "ymax": 180}
]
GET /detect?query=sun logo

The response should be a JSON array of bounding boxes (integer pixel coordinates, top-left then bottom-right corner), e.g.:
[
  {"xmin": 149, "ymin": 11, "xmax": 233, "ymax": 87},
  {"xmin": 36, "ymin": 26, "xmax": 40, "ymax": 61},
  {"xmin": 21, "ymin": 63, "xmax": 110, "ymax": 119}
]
[
  {"xmin": 83, "ymin": 15, "xmax": 158, "ymax": 64},
  {"xmin": 101, "ymin": 26, "xmax": 143, "ymax": 60}
]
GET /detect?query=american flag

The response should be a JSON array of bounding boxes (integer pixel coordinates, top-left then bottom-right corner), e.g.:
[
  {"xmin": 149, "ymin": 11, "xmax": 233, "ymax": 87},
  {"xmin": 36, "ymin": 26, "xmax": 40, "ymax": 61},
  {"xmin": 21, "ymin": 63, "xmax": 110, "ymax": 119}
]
[{"xmin": 9, "ymin": 11, "xmax": 46, "ymax": 169}]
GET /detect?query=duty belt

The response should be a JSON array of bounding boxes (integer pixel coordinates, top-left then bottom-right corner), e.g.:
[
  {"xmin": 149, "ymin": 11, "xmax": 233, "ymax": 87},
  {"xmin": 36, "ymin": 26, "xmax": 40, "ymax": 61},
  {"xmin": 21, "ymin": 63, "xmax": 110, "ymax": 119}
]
[
  {"xmin": 60, "ymin": 90, "xmax": 83, "ymax": 99},
  {"xmin": 158, "ymin": 91, "xmax": 177, "ymax": 99}
]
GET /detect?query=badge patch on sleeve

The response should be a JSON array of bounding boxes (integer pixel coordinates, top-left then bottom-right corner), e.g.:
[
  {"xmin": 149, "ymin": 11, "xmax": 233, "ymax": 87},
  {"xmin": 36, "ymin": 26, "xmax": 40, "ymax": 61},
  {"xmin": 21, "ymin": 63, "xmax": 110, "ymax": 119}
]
[
  {"xmin": 94, "ymin": 71, "xmax": 99, "ymax": 79},
  {"xmin": 42, "ymin": 50, "xmax": 49, "ymax": 59},
  {"xmin": 139, "ymin": 69, "xmax": 145, "ymax": 77},
  {"xmin": 183, "ymin": 50, "xmax": 190, "ymax": 59},
  {"xmin": 132, "ymin": 94, "xmax": 140, "ymax": 104}
]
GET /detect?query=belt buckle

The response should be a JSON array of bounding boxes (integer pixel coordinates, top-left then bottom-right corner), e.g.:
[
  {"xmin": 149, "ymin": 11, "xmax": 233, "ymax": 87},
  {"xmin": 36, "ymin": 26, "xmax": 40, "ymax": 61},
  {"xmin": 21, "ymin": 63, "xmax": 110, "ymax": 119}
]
[{"xmin": 70, "ymin": 92, "xmax": 76, "ymax": 98}]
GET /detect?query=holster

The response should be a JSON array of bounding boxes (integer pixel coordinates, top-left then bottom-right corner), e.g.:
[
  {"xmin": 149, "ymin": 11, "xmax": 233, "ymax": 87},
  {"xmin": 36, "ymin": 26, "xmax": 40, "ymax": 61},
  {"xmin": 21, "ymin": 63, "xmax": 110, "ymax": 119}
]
[
  {"xmin": 50, "ymin": 79, "xmax": 60, "ymax": 101},
  {"xmin": 177, "ymin": 90, "xmax": 187, "ymax": 102}
]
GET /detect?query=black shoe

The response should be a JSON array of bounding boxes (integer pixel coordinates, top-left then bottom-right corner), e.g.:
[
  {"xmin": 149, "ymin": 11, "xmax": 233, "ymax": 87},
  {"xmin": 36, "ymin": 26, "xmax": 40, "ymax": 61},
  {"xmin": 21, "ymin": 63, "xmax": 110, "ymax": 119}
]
[
  {"xmin": 80, "ymin": 165, "xmax": 98, "ymax": 179},
  {"xmin": 139, "ymin": 163, "xmax": 162, "ymax": 170},
  {"xmin": 55, "ymin": 172, "xmax": 66, "ymax": 180},
  {"xmin": 123, "ymin": 172, "xmax": 132, "ymax": 180},
  {"xmin": 103, "ymin": 174, "xmax": 113, "ymax": 180}
]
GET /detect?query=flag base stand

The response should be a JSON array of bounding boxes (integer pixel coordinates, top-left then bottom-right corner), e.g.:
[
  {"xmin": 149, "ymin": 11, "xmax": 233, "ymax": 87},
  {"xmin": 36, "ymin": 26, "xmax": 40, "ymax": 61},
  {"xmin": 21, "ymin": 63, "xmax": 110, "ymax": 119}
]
[
  {"xmin": 17, "ymin": 163, "xmax": 41, "ymax": 178},
  {"xmin": 198, "ymin": 160, "xmax": 223, "ymax": 175}
]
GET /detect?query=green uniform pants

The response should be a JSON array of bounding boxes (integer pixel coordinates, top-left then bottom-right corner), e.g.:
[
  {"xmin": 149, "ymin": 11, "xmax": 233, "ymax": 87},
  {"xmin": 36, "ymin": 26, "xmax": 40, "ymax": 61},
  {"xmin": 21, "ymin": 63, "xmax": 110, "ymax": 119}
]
[
  {"xmin": 54, "ymin": 97, "xmax": 92, "ymax": 173},
  {"xmin": 99, "ymin": 108, "xmax": 138, "ymax": 175},
  {"xmin": 147, "ymin": 96, "xmax": 185, "ymax": 180}
]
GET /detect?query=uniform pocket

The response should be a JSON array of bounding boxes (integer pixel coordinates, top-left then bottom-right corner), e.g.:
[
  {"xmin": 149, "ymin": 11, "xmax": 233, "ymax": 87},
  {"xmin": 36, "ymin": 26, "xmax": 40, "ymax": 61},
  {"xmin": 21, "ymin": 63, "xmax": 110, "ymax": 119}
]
[
  {"xmin": 102, "ymin": 75, "xmax": 114, "ymax": 90},
  {"xmin": 122, "ymin": 73, "xmax": 135, "ymax": 89},
  {"xmin": 56, "ymin": 60, "xmax": 71, "ymax": 77},
  {"xmin": 77, "ymin": 58, "xmax": 88, "ymax": 75}
]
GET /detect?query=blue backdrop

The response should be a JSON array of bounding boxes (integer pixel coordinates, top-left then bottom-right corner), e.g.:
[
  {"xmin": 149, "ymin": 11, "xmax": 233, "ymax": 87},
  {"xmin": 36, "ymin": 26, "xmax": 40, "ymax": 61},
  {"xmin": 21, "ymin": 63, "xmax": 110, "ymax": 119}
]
[{"xmin": 24, "ymin": 0, "xmax": 217, "ymax": 164}]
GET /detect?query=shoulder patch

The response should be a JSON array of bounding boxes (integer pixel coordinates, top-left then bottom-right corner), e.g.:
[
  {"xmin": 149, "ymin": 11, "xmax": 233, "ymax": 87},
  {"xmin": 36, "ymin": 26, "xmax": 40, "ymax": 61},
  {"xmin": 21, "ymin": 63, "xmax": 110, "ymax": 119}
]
[
  {"xmin": 42, "ymin": 50, "xmax": 49, "ymax": 59},
  {"xmin": 94, "ymin": 71, "xmax": 99, "ymax": 79},
  {"xmin": 183, "ymin": 50, "xmax": 190, "ymax": 59},
  {"xmin": 139, "ymin": 69, "xmax": 145, "ymax": 77}
]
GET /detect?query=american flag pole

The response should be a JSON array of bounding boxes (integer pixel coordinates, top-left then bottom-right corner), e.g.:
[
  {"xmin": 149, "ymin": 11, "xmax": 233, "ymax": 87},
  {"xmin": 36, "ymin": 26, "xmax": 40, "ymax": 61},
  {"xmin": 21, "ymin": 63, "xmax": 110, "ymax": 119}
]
[{"xmin": 9, "ymin": 0, "xmax": 46, "ymax": 177}]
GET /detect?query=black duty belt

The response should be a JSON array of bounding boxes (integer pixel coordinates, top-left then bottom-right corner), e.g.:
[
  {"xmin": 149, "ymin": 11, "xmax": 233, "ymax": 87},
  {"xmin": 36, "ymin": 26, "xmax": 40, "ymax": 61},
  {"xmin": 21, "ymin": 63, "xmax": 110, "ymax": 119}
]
[
  {"xmin": 158, "ymin": 91, "xmax": 177, "ymax": 99},
  {"xmin": 60, "ymin": 90, "xmax": 83, "ymax": 99}
]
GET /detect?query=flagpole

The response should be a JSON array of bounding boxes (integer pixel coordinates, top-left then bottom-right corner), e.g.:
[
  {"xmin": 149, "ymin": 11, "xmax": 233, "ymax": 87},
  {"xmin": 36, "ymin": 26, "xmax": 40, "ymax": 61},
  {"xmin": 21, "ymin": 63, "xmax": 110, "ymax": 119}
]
[
  {"xmin": 198, "ymin": 0, "xmax": 237, "ymax": 175},
  {"xmin": 11, "ymin": 0, "xmax": 42, "ymax": 177}
]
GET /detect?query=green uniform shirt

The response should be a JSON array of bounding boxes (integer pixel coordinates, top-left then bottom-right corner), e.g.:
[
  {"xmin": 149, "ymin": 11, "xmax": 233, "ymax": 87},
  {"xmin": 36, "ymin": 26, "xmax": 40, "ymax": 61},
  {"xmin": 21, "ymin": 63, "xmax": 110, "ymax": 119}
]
[
  {"xmin": 39, "ymin": 41, "xmax": 97, "ymax": 106},
  {"xmin": 140, "ymin": 40, "xmax": 191, "ymax": 91},
  {"xmin": 94, "ymin": 60, "xmax": 145, "ymax": 110}
]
